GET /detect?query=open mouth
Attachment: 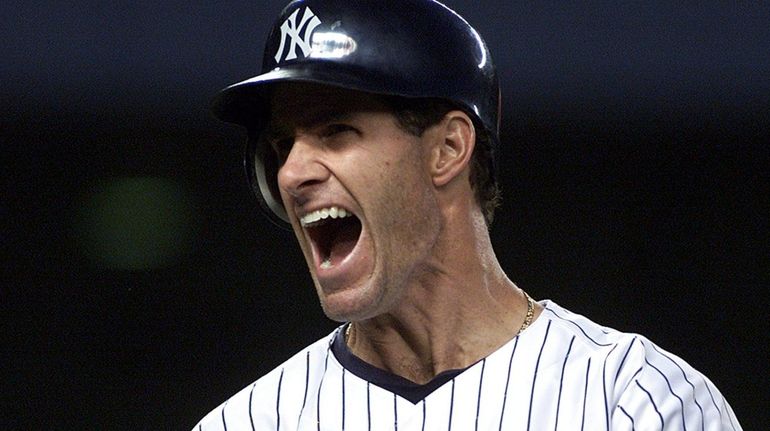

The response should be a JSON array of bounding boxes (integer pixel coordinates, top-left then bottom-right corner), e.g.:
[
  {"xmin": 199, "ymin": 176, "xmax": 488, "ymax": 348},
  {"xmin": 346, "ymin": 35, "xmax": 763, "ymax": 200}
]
[{"xmin": 301, "ymin": 207, "xmax": 362, "ymax": 269}]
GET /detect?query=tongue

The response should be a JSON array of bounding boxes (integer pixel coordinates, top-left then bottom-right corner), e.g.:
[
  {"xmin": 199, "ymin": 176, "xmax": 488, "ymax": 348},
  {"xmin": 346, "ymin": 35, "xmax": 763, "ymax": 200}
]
[{"xmin": 328, "ymin": 221, "xmax": 360, "ymax": 265}]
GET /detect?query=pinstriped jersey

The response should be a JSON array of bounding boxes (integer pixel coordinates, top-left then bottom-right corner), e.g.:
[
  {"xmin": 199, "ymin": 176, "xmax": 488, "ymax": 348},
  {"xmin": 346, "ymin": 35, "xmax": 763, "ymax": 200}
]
[{"xmin": 193, "ymin": 300, "xmax": 741, "ymax": 430}]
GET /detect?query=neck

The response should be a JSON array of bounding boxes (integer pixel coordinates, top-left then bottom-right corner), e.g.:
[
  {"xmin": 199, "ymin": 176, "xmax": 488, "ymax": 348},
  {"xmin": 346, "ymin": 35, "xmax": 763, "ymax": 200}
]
[{"xmin": 347, "ymin": 207, "xmax": 541, "ymax": 384}]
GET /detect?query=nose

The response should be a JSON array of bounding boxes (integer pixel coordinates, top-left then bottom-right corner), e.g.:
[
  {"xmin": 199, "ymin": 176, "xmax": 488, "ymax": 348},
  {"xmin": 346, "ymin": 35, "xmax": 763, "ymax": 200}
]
[{"xmin": 276, "ymin": 134, "xmax": 329, "ymax": 199}]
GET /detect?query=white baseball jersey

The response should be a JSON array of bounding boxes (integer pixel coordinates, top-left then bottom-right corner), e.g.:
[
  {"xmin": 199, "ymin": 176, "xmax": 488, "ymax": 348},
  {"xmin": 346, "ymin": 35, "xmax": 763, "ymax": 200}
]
[{"xmin": 193, "ymin": 300, "xmax": 741, "ymax": 430}]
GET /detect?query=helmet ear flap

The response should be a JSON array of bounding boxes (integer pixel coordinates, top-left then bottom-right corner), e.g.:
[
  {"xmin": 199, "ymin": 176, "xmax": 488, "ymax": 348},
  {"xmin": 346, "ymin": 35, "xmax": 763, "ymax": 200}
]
[{"xmin": 246, "ymin": 129, "xmax": 291, "ymax": 229}]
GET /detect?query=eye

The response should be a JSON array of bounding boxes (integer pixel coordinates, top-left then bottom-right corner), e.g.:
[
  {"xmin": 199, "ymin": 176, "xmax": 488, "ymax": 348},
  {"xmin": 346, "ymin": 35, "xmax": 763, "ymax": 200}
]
[
  {"xmin": 322, "ymin": 123, "xmax": 357, "ymax": 138},
  {"xmin": 271, "ymin": 137, "xmax": 293, "ymax": 163}
]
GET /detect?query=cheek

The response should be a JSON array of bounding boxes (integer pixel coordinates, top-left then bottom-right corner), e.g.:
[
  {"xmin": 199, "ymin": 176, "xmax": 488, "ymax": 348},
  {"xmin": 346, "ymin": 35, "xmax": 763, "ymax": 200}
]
[
  {"xmin": 342, "ymin": 132, "xmax": 431, "ymax": 216},
  {"xmin": 377, "ymin": 163, "xmax": 439, "ymax": 238}
]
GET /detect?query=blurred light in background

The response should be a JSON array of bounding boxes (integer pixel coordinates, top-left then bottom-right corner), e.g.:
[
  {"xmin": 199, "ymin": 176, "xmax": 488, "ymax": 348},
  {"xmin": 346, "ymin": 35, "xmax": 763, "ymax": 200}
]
[{"xmin": 74, "ymin": 177, "xmax": 198, "ymax": 270}]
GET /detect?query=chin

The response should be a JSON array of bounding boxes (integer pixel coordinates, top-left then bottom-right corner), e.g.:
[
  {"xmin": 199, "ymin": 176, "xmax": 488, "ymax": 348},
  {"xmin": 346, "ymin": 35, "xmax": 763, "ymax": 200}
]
[
  {"xmin": 316, "ymin": 281, "xmax": 387, "ymax": 322},
  {"xmin": 318, "ymin": 301, "xmax": 366, "ymax": 323}
]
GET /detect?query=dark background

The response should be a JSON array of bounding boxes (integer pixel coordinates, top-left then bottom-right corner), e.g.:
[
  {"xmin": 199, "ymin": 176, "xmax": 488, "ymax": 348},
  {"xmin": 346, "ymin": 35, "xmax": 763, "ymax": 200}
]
[{"xmin": 3, "ymin": 1, "xmax": 768, "ymax": 429}]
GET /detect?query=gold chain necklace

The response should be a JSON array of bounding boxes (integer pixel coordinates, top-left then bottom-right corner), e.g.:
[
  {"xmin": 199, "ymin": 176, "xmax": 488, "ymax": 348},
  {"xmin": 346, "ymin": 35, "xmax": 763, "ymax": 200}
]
[
  {"xmin": 516, "ymin": 291, "xmax": 535, "ymax": 336},
  {"xmin": 345, "ymin": 321, "xmax": 353, "ymax": 345},
  {"xmin": 345, "ymin": 291, "xmax": 535, "ymax": 344}
]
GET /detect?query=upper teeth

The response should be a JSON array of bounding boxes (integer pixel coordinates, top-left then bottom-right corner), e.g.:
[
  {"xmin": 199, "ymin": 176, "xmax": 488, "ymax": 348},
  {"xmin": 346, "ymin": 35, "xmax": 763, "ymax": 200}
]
[{"xmin": 300, "ymin": 206, "xmax": 351, "ymax": 226}]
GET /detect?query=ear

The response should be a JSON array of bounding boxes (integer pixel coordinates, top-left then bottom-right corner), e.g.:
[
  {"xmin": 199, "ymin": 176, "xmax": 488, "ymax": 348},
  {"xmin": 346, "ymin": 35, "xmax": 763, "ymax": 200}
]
[{"xmin": 428, "ymin": 110, "xmax": 476, "ymax": 188}]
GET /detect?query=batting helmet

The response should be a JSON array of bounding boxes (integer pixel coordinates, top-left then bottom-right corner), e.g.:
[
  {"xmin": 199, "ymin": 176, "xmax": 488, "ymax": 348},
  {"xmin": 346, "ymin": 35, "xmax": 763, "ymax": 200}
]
[{"xmin": 212, "ymin": 0, "xmax": 500, "ymax": 228}]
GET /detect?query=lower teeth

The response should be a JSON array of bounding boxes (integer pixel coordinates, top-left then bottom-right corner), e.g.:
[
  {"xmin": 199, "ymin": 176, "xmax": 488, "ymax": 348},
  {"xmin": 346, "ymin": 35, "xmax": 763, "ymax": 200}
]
[{"xmin": 320, "ymin": 257, "xmax": 332, "ymax": 269}]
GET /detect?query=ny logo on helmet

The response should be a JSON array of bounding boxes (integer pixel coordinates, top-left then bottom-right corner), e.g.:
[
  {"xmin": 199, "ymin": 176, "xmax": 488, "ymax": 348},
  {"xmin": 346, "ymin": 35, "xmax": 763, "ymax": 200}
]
[{"xmin": 274, "ymin": 7, "xmax": 322, "ymax": 63}]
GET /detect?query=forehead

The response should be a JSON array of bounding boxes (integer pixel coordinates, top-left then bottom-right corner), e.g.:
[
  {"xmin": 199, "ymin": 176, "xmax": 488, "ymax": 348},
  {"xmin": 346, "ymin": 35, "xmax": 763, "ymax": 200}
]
[{"xmin": 268, "ymin": 82, "xmax": 392, "ymax": 129}]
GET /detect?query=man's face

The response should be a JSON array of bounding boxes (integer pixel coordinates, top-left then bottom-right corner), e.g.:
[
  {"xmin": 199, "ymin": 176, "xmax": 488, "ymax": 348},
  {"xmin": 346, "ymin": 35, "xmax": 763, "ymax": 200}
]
[{"xmin": 268, "ymin": 83, "xmax": 442, "ymax": 322}]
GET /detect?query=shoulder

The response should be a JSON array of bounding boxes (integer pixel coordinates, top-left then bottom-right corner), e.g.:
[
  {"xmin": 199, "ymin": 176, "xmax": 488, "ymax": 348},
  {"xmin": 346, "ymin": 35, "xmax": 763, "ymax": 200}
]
[
  {"xmin": 610, "ymin": 334, "xmax": 742, "ymax": 430},
  {"xmin": 536, "ymin": 300, "xmax": 643, "ymax": 361},
  {"xmin": 191, "ymin": 328, "xmax": 342, "ymax": 431},
  {"xmin": 537, "ymin": 301, "xmax": 741, "ymax": 430}
]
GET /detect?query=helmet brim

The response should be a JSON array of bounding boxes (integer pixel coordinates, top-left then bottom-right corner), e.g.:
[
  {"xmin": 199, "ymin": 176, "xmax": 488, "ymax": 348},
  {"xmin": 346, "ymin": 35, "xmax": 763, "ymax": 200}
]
[{"xmin": 211, "ymin": 62, "xmax": 415, "ymax": 127}]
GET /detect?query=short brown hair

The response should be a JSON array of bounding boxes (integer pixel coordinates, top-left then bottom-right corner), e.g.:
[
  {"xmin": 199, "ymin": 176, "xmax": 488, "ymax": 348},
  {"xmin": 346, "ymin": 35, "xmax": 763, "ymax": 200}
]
[{"xmin": 385, "ymin": 97, "xmax": 501, "ymax": 225}]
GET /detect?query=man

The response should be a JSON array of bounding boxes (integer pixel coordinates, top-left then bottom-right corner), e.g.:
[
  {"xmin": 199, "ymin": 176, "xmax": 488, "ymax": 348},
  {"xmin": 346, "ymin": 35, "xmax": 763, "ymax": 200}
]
[{"xmin": 195, "ymin": 0, "xmax": 741, "ymax": 429}]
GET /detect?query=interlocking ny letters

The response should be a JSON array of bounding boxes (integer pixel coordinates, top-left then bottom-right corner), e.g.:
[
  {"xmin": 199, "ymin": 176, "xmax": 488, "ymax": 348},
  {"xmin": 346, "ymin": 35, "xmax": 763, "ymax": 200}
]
[{"xmin": 274, "ymin": 7, "xmax": 322, "ymax": 63}]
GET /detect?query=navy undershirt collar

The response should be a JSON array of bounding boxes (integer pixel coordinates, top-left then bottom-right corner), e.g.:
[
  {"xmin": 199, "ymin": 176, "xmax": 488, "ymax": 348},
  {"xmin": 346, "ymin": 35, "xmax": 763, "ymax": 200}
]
[{"xmin": 331, "ymin": 324, "xmax": 469, "ymax": 404}]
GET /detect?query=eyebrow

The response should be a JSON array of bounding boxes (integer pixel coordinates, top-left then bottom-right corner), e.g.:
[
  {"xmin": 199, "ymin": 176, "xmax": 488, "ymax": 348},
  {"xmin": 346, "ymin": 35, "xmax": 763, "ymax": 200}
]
[{"xmin": 264, "ymin": 109, "xmax": 355, "ymax": 141}]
